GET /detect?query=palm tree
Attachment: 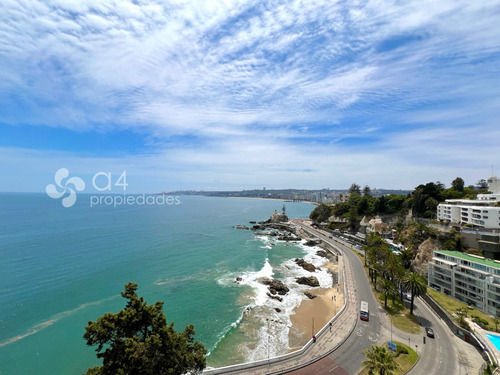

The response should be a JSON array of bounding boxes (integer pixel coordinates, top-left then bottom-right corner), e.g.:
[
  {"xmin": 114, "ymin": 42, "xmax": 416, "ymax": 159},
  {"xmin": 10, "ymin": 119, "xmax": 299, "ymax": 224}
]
[
  {"xmin": 402, "ymin": 272, "xmax": 427, "ymax": 315},
  {"xmin": 378, "ymin": 278, "xmax": 397, "ymax": 309},
  {"xmin": 363, "ymin": 345, "xmax": 400, "ymax": 375}
]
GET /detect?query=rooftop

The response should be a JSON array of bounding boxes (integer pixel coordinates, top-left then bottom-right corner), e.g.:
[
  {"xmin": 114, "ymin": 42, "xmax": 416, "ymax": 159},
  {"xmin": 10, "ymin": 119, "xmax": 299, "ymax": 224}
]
[{"xmin": 436, "ymin": 250, "xmax": 500, "ymax": 270}]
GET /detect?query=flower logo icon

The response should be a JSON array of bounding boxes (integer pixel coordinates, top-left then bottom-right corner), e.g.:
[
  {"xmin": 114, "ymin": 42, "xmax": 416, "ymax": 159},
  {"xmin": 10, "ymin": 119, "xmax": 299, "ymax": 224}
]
[{"xmin": 46, "ymin": 168, "xmax": 86, "ymax": 207}]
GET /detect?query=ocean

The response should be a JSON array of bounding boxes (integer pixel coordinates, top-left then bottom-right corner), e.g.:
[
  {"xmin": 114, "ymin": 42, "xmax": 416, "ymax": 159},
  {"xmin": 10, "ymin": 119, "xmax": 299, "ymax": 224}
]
[{"xmin": 0, "ymin": 193, "xmax": 330, "ymax": 374}]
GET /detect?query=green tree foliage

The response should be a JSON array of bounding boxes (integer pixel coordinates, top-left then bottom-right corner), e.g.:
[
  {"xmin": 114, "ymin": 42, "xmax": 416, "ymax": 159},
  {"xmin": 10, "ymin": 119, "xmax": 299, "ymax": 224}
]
[
  {"xmin": 402, "ymin": 272, "xmax": 427, "ymax": 315},
  {"xmin": 451, "ymin": 177, "xmax": 465, "ymax": 192},
  {"xmin": 83, "ymin": 283, "xmax": 207, "ymax": 375},
  {"xmin": 363, "ymin": 185, "xmax": 372, "ymax": 196},
  {"xmin": 309, "ymin": 204, "xmax": 333, "ymax": 223},
  {"xmin": 349, "ymin": 183, "xmax": 361, "ymax": 195},
  {"xmin": 411, "ymin": 182, "xmax": 444, "ymax": 218},
  {"xmin": 397, "ymin": 222, "xmax": 437, "ymax": 250},
  {"xmin": 347, "ymin": 206, "xmax": 360, "ymax": 232},
  {"xmin": 378, "ymin": 278, "xmax": 398, "ymax": 309},
  {"xmin": 363, "ymin": 345, "xmax": 400, "ymax": 375}
]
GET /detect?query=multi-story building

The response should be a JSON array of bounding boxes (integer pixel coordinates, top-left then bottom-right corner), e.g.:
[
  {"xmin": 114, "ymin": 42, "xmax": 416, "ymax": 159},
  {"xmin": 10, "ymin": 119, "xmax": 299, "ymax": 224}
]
[
  {"xmin": 428, "ymin": 250, "xmax": 500, "ymax": 317},
  {"xmin": 437, "ymin": 175, "xmax": 500, "ymax": 229}
]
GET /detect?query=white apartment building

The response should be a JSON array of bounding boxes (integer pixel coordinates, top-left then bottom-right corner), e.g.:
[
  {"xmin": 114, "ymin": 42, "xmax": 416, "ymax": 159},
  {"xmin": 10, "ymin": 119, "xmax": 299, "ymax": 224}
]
[
  {"xmin": 428, "ymin": 250, "xmax": 500, "ymax": 317},
  {"xmin": 437, "ymin": 175, "xmax": 500, "ymax": 229}
]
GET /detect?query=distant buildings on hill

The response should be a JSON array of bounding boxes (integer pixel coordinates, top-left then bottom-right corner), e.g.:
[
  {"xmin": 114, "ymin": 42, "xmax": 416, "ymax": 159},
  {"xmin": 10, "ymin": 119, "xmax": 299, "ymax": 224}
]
[{"xmin": 175, "ymin": 188, "xmax": 410, "ymax": 204}]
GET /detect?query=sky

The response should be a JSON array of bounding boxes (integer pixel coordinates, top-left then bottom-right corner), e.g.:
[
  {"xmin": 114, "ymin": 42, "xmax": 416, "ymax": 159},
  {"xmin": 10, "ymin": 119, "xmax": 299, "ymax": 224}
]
[{"xmin": 1, "ymin": 0, "xmax": 500, "ymax": 193}]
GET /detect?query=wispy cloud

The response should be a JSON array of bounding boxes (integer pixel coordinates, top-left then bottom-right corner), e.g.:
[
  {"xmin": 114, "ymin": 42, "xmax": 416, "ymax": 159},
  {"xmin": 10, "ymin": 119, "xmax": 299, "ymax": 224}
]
[{"xmin": 1, "ymin": 0, "xmax": 499, "ymax": 190}]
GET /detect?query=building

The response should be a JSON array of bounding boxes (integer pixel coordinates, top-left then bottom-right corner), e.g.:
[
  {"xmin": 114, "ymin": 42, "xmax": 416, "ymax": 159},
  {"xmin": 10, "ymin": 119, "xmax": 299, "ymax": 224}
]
[
  {"xmin": 437, "ymin": 175, "xmax": 500, "ymax": 229},
  {"xmin": 428, "ymin": 250, "xmax": 500, "ymax": 317}
]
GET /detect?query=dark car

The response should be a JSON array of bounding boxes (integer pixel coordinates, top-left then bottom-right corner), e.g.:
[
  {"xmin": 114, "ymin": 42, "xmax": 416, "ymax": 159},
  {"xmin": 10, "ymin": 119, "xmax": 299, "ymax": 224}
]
[{"xmin": 426, "ymin": 327, "xmax": 435, "ymax": 338}]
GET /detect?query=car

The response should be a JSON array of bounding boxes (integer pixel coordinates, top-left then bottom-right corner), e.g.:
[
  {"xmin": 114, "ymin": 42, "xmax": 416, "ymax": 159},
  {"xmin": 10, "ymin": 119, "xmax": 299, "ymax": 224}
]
[
  {"xmin": 404, "ymin": 292, "xmax": 412, "ymax": 301},
  {"xmin": 426, "ymin": 327, "xmax": 435, "ymax": 338}
]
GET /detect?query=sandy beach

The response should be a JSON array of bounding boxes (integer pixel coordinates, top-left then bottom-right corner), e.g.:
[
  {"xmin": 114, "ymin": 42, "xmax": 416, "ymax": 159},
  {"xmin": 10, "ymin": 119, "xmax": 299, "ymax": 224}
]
[{"xmin": 288, "ymin": 261, "xmax": 344, "ymax": 349}]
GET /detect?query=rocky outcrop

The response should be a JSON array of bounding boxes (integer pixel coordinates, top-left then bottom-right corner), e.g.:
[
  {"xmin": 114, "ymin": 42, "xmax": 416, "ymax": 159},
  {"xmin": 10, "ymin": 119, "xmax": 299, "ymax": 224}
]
[
  {"xmin": 412, "ymin": 237, "xmax": 440, "ymax": 278},
  {"xmin": 316, "ymin": 250, "xmax": 328, "ymax": 258},
  {"xmin": 296, "ymin": 276, "xmax": 320, "ymax": 287},
  {"xmin": 267, "ymin": 292, "xmax": 283, "ymax": 302},
  {"xmin": 259, "ymin": 277, "xmax": 290, "ymax": 295},
  {"xmin": 304, "ymin": 291, "xmax": 317, "ymax": 299},
  {"xmin": 295, "ymin": 258, "xmax": 316, "ymax": 272},
  {"xmin": 305, "ymin": 239, "xmax": 321, "ymax": 247}
]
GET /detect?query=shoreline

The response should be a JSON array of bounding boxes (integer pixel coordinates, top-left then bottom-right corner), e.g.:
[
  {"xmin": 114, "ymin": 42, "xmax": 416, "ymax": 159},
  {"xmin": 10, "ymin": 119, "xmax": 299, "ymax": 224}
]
[{"xmin": 288, "ymin": 261, "xmax": 343, "ymax": 348}]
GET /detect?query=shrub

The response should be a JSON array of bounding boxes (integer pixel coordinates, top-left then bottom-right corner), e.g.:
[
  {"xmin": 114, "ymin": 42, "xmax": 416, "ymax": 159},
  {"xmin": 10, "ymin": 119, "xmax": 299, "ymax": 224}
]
[{"xmin": 396, "ymin": 345, "xmax": 409, "ymax": 355}]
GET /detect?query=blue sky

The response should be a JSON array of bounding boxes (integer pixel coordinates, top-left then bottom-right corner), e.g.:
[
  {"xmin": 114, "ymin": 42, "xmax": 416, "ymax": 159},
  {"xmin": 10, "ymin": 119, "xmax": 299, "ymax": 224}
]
[{"xmin": 1, "ymin": 0, "xmax": 500, "ymax": 193}]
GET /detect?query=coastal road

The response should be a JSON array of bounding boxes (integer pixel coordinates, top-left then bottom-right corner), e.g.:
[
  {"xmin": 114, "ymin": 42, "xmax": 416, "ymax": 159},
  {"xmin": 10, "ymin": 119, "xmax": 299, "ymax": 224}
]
[
  {"xmin": 292, "ymin": 223, "xmax": 383, "ymax": 374},
  {"xmin": 294, "ymin": 223, "xmax": 465, "ymax": 375}
]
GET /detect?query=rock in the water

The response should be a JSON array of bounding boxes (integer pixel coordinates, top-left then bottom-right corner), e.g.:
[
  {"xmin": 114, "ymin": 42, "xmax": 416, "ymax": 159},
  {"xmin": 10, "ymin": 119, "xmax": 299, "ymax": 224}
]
[
  {"xmin": 267, "ymin": 292, "xmax": 283, "ymax": 302},
  {"xmin": 260, "ymin": 279, "xmax": 289, "ymax": 295},
  {"xmin": 235, "ymin": 276, "xmax": 243, "ymax": 283},
  {"xmin": 305, "ymin": 239, "xmax": 320, "ymax": 246},
  {"xmin": 296, "ymin": 276, "xmax": 320, "ymax": 287},
  {"xmin": 295, "ymin": 258, "xmax": 316, "ymax": 272},
  {"xmin": 304, "ymin": 291, "xmax": 317, "ymax": 299},
  {"xmin": 316, "ymin": 250, "xmax": 328, "ymax": 258}
]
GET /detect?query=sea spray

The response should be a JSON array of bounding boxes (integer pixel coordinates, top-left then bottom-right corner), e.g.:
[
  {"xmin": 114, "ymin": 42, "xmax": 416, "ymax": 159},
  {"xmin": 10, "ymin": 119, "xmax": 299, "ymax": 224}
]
[{"xmin": 207, "ymin": 231, "xmax": 334, "ymax": 366}]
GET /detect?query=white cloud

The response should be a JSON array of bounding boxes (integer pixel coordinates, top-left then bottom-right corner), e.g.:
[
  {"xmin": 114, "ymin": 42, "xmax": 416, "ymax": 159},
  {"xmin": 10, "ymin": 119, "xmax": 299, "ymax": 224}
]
[{"xmin": 1, "ymin": 0, "xmax": 500, "ymax": 190}]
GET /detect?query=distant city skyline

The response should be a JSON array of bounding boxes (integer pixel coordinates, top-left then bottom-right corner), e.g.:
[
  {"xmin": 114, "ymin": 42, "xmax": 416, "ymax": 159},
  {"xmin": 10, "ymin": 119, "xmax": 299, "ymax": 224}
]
[{"xmin": 1, "ymin": 1, "xmax": 499, "ymax": 193}]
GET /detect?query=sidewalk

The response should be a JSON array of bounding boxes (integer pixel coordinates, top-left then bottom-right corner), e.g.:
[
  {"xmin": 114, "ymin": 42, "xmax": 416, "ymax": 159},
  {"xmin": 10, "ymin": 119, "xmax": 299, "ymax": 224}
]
[{"xmin": 204, "ymin": 246, "xmax": 359, "ymax": 375}]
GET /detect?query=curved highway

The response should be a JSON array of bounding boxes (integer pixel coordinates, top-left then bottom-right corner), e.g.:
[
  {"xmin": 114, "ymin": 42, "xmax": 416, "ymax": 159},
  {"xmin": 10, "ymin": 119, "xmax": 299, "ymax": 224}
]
[{"xmin": 294, "ymin": 224, "xmax": 464, "ymax": 375}]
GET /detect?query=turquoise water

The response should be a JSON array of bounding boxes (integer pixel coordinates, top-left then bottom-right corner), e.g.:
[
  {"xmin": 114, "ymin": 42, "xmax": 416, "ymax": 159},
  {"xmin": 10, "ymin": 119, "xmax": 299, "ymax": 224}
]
[
  {"xmin": 486, "ymin": 333, "xmax": 500, "ymax": 351},
  {"xmin": 0, "ymin": 193, "xmax": 318, "ymax": 374}
]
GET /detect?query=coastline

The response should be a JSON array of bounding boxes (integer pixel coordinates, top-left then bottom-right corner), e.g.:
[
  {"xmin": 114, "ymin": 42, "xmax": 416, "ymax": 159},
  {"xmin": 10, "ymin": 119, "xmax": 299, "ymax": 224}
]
[{"xmin": 288, "ymin": 261, "xmax": 343, "ymax": 348}]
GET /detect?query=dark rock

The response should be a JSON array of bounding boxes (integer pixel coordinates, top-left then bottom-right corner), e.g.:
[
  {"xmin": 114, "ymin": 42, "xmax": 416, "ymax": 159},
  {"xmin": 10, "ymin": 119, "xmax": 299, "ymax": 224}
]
[
  {"xmin": 296, "ymin": 276, "xmax": 320, "ymax": 287},
  {"xmin": 275, "ymin": 308, "xmax": 282, "ymax": 313},
  {"xmin": 295, "ymin": 258, "xmax": 316, "ymax": 272},
  {"xmin": 267, "ymin": 292, "xmax": 283, "ymax": 302},
  {"xmin": 235, "ymin": 276, "xmax": 243, "ymax": 283},
  {"xmin": 260, "ymin": 278, "xmax": 289, "ymax": 295},
  {"xmin": 278, "ymin": 235, "xmax": 300, "ymax": 241},
  {"xmin": 316, "ymin": 250, "xmax": 328, "ymax": 258},
  {"xmin": 305, "ymin": 239, "xmax": 320, "ymax": 246},
  {"xmin": 304, "ymin": 292, "xmax": 317, "ymax": 299}
]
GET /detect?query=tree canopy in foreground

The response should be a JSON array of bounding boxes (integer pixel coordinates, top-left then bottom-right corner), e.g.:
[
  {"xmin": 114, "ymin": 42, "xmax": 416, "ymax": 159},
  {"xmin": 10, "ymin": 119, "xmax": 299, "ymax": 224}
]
[{"xmin": 83, "ymin": 283, "xmax": 207, "ymax": 375}]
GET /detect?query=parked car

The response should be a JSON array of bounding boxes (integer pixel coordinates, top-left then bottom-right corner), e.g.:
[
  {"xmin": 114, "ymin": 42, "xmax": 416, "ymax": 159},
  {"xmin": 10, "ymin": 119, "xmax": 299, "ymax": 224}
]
[
  {"xmin": 426, "ymin": 327, "xmax": 435, "ymax": 338},
  {"xmin": 404, "ymin": 292, "xmax": 412, "ymax": 301}
]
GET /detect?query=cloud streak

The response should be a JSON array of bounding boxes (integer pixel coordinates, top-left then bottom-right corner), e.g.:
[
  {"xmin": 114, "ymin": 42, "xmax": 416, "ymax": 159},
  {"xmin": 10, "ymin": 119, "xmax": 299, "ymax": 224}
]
[{"xmin": 1, "ymin": 0, "xmax": 500, "ymax": 190}]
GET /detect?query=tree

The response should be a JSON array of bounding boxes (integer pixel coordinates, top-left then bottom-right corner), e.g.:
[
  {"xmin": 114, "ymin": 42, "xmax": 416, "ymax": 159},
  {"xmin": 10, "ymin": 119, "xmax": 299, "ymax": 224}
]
[
  {"xmin": 349, "ymin": 183, "xmax": 361, "ymax": 195},
  {"xmin": 309, "ymin": 204, "xmax": 333, "ymax": 223},
  {"xmin": 83, "ymin": 283, "xmax": 207, "ymax": 375},
  {"xmin": 347, "ymin": 206, "xmax": 360, "ymax": 232},
  {"xmin": 363, "ymin": 185, "xmax": 372, "ymax": 196},
  {"xmin": 363, "ymin": 345, "xmax": 400, "ymax": 375},
  {"xmin": 402, "ymin": 272, "xmax": 427, "ymax": 315},
  {"xmin": 477, "ymin": 179, "xmax": 488, "ymax": 189},
  {"xmin": 451, "ymin": 177, "xmax": 465, "ymax": 192},
  {"xmin": 378, "ymin": 278, "xmax": 397, "ymax": 309}
]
